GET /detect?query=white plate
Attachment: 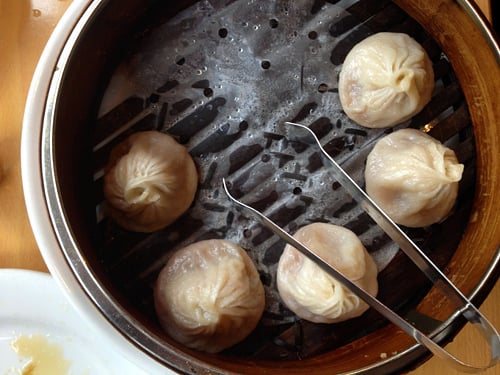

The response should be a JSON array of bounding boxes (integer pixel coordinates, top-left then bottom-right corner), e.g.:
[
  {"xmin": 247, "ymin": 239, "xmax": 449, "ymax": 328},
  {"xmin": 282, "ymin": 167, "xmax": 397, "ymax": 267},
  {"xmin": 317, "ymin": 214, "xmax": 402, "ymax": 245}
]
[{"xmin": 0, "ymin": 269, "xmax": 155, "ymax": 375}]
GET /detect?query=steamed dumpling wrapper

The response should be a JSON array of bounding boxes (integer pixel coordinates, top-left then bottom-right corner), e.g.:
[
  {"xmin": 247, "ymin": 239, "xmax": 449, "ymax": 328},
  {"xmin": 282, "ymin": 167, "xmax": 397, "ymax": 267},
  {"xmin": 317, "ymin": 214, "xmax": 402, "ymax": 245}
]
[
  {"xmin": 154, "ymin": 239, "xmax": 265, "ymax": 353},
  {"xmin": 277, "ymin": 223, "xmax": 378, "ymax": 324},
  {"xmin": 339, "ymin": 32, "xmax": 434, "ymax": 128},
  {"xmin": 365, "ymin": 128, "xmax": 464, "ymax": 227},
  {"xmin": 103, "ymin": 131, "xmax": 198, "ymax": 232}
]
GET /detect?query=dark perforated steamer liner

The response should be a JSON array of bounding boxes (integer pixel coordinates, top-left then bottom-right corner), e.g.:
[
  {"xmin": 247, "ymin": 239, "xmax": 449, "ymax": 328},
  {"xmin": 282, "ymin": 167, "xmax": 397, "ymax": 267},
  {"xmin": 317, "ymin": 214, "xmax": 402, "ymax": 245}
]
[{"xmin": 21, "ymin": 0, "xmax": 500, "ymax": 374}]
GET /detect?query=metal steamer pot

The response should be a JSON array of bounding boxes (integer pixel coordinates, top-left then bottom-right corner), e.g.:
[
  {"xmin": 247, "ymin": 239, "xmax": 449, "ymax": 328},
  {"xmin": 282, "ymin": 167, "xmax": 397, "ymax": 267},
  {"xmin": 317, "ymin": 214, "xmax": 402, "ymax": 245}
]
[{"xmin": 22, "ymin": 0, "xmax": 500, "ymax": 374}]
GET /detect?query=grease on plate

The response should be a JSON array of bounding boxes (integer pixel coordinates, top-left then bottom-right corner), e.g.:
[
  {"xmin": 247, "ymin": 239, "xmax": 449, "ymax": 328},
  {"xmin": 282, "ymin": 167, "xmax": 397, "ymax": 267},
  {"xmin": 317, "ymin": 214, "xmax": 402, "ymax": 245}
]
[{"xmin": 9, "ymin": 334, "xmax": 70, "ymax": 375}]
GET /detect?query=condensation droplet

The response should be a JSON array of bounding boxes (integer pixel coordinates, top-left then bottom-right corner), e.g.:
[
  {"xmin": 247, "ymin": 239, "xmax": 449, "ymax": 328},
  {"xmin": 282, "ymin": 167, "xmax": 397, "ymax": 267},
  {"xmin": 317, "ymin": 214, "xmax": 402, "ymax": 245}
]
[
  {"xmin": 308, "ymin": 76, "xmax": 317, "ymax": 83},
  {"xmin": 32, "ymin": 9, "xmax": 42, "ymax": 17}
]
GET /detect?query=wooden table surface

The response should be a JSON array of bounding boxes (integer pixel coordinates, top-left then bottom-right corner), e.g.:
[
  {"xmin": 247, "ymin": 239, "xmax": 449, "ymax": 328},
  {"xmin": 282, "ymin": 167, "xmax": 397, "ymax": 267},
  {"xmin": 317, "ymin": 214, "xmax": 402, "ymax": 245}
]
[{"xmin": 0, "ymin": 1, "xmax": 498, "ymax": 374}]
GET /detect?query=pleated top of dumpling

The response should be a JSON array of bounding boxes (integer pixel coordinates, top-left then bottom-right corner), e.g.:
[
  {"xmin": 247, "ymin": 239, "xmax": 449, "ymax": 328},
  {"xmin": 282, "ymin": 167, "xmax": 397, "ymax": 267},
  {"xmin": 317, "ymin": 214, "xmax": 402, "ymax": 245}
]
[
  {"xmin": 103, "ymin": 131, "xmax": 198, "ymax": 232},
  {"xmin": 365, "ymin": 128, "xmax": 464, "ymax": 227},
  {"xmin": 277, "ymin": 223, "xmax": 378, "ymax": 324},
  {"xmin": 154, "ymin": 239, "xmax": 265, "ymax": 353},
  {"xmin": 339, "ymin": 32, "xmax": 434, "ymax": 128}
]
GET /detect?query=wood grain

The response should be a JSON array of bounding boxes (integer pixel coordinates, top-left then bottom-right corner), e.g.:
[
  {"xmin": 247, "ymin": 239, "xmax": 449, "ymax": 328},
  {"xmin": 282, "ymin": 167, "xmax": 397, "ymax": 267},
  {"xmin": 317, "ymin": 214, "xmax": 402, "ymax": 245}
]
[
  {"xmin": 0, "ymin": 0, "xmax": 72, "ymax": 271},
  {"xmin": 410, "ymin": 281, "xmax": 500, "ymax": 374},
  {"xmin": 0, "ymin": 1, "xmax": 497, "ymax": 374},
  {"xmin": 475, "ymin": 0, "xmax": 492, "ymax": 20}
]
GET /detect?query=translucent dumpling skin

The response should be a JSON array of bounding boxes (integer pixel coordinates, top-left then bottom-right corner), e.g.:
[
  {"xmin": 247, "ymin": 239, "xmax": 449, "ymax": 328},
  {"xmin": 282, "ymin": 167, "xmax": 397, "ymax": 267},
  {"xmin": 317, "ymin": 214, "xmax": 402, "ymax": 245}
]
[
  {"xmin": 339, "ymin": 32, "xmax": 434, "ymax": 128},
  {"xmin": 154, "ymin": 239, "xmax": 265, "ymax": 353},
  {"xmin": 277, "ymin": 223, "xmax": 378, "ymax": 324},
  {"xmin": 365, "ymin": 128, "xmax": 464, "ymax": 227},
  {"xmin": 103, "ymin": 131, "xmax": 198, "ymax": 232}
]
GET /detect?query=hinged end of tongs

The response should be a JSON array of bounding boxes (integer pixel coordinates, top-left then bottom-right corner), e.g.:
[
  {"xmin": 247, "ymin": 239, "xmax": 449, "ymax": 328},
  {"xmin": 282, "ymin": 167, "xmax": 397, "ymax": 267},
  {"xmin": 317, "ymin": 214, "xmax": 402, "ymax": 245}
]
[{"xmin": 221, "ymin": 121, "xmax": 500, "ymax": 373}]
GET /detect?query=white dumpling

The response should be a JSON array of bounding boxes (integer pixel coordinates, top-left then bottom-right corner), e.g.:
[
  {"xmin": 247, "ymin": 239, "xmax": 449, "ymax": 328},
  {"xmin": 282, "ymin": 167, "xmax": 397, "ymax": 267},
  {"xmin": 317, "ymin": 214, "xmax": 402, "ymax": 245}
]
[
  {"xmin": 339, "ymin": 32, "xmax": 434, "ymax": 128},
  {"xmin": 365, "ymin": 128, "xmax": 464, "ymax": 227},
  {"xmin": 103, "ymin": 131, "xmax": 198, "ymax": 232},
  {"xmin": 277, "ymin": 223, "xmax": 378, "ymax": 324},
  {"xmin": 154, "ymin": 239, "xmax": 265, "ymax": 353}
]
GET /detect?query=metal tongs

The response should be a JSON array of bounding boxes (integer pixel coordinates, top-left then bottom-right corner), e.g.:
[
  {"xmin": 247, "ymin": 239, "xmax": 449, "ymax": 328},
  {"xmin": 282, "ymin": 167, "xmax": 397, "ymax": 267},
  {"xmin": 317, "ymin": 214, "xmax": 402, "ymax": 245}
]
[{"xmin": 222, "ymin": 121, "xmax": 500, "ymax": 373}]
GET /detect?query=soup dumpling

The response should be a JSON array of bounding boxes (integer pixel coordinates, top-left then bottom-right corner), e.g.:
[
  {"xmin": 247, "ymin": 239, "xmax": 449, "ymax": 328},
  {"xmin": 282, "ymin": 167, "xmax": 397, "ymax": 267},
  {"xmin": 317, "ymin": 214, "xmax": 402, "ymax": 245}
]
[
  {"xmin": 339, "ymin": 32, "xmax": 434, "ymax": 128},
  {"xmin": 365, "ymin": 128, "xmax": 464, "ymax": 227},
  {"xmin": 154, "ymin": 239, "xmax": 265, "ymax": 353},
  {"xmin": 103, "ymin": 130, "xmax": 198, "ymax": 232},
  {"xmin": 277, "ymin": 223, "xmax": 378, "ymax": 324}
]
